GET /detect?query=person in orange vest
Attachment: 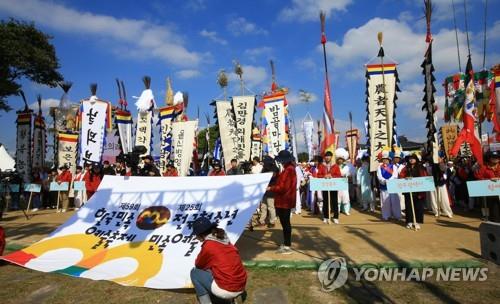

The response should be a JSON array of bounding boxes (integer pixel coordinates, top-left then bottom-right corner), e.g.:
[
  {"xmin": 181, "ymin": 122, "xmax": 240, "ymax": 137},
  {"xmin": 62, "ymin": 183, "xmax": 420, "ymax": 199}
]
[
  {"xmin": 208, "ymin": 159, "xmax": 225, "ymax": 176},
  {"xmin": 163, "ymin": 160, "xmax": 179, "ymax": 177},
  {"xmin": 56, "ymin": 165, "xmax": 72, "ymax": 213},
  {"xmin": 474, "ymin": 151, "xmax": 500, "ymax": 222}
]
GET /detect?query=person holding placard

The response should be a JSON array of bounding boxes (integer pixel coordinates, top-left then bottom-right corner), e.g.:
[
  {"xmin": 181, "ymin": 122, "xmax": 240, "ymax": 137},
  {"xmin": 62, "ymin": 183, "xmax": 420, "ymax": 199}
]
[
  {"xmin": 190, "ymin": 217, "xmax": 247, "ymax": 304},
  {"xmin": 399, "ymin": 154, "xmax": 427, "ymax": 230},
  {"xmin": 72, "ymin": 166, "xmax": 87, "ymax": 210},
  {"xmin": 391, "ymin": 148, "xmax": 406, "ymax": 215},
  {"xmin": 317, "ymin": 151, "xmax": 342, "ymax": 224},
  {"xmin": 56, "ymin": 165, "xmax": 72, "ymax": 212},
  {"xmin": 357, "ymin": 154, "xmax": 375, "ymax": 212},
  {"xmin": 336, "ymin": 148, "xmax": 351, "ymax": 216},
  {"xmin": 267, "ymin": 150, "xmax": 297, "ymax": 254},
  {"xmin": 376, "ymin": 149, "xmax": 401, "ymax": 221},
  {"xmin": 29, "ymin": 170, "xmax": 43, "ymax": 211},
  {"xmin": 474, "ymin": 151, "xmax": 500, "ymax": 222}
]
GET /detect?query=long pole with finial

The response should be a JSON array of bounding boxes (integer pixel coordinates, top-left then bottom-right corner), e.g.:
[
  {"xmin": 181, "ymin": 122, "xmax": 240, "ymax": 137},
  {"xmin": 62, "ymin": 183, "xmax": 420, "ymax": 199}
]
[
  {"xmin": 451, "ymin": 0, "xmax": 462, "ymax": 72},
  {"xmin": 377, "ymin": 32, "xmax": 391, "ymax": 148}
]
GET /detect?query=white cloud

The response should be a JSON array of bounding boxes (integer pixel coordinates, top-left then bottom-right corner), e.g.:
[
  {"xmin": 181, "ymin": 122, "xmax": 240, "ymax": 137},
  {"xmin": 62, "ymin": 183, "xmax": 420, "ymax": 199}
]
[
  {"xmin": 175, "ymin": 69, "xmax": 201, "ymax": 79},
  {"xmin": 28, "ymin": 98, "xmax": 59, "ymax": 116},
  {"xmin": 199, "ymin": 29, "xmax": 228, "ymax": 45},
  {"xmin": 279, "ymin": 0, "xmax": 352, "ymax": 22},
  {"xmin": 227, "ymin": 65, "xmax": 267, "ymax": 90},
  {"xmin": 294, "ymin": 58, "xmax": 319, "ymax": 72},
  {"xmin": 287, "ymin": 90, "xmax": 318, "ymax": 105},
  {"xmin": 243, "ymin": 47, "xmax": 273, "ymax": 61},
  {"xmin": 0, "ymin": 0, "xmax": 205, "ymax": 67},
  {"xmin": 227, "ymin": 17, "xmax": 268, "ymax": 36}
]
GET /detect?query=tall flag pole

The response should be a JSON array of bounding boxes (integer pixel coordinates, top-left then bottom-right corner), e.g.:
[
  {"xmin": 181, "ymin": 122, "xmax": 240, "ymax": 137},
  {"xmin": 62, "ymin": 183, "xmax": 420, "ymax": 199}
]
[
  {"xmin": 422, "ymin": 0, "xmax": 439, "ymax": 163},
  {"xmin": 320, "ymin": 11, "xmax": 335, "ymax": 154}
]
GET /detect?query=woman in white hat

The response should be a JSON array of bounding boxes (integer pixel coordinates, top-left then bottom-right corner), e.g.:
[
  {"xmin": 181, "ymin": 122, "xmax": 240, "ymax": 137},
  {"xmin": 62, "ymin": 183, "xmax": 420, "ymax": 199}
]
[
  {"xmin": 376, "ymin": 149, "xmax": 401, "ymax": 221},
  {"xmin": 335, "ymin": 148, "xmax": 351, "ymax": 216}
]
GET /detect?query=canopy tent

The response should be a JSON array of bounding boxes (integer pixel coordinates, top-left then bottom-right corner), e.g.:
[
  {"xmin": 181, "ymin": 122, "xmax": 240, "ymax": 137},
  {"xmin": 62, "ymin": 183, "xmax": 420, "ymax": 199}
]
[{"xmin": 0, "ymin": 144, "xmax": 16, "ymax": 171}]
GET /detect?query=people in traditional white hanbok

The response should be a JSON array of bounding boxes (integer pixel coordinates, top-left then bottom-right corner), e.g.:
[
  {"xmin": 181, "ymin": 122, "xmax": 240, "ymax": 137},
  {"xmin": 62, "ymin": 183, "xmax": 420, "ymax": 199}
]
[
  {"xmin": 336, "ymin": 148, "xmax": 351, "ymax": 216},
  {"xmin": 357, "ymin": 154, "xmax": 375, "ymax": 212},
  {"xmin": 71, "ymin": 165, "xmax": 87, "ymax": 210},
  {"xmin": 391, "ymin": 148, "xmax": 406, "ymax": 214},
  {"xmin": 377, "ymin": 149, "xmax": 401, "ymax": 220}
]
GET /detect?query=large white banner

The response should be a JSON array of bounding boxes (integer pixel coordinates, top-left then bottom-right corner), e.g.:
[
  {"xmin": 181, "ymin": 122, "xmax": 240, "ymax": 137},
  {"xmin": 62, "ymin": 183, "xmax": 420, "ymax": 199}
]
[
  {"xmin": 79, "ymin": 100, "xmax": 110, "ymax": 165},
  {"xmin": 1, "ymin": 174, "xmax": 272, "ymax": 289},
  {"xmin": 264, "ymin": 98, "xmax": 286, "ymax": 157},
  {"xmin": 232, "ymin": 96, "xmax": 255, "ymax": 162},
  {"xmin": 172, "ymin": 120, "xmax": 198, "ymax": 176},
  {"xmin": 303, "ymin": 120, "xmax": 314, "ymax": 162},
  {"xmin": 215, "ymin": 101, "xmax": 239, "ymax": 169},
  {"xmin": 367, "ymin": 64, "xmax": 397, "ymax": 171}
]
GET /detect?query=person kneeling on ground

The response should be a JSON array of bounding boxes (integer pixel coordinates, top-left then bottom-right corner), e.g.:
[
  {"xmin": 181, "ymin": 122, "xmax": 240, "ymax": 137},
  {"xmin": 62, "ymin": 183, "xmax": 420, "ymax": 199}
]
[{"xmin": 191, "ymin": 217, "xmax": 247, "ymax": 304}]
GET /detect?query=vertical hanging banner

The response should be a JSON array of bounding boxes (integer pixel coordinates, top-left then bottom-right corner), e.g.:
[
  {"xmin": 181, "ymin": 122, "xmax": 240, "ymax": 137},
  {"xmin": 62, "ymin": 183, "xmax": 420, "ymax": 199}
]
[
  {"xmin": 262, "ymin": 92, "xmax": 289, "ymax": 157},
  {"xmin": 303, "ymin": 119, "xmax": 314, "ymax": 162},
  {"xmin": 231, "ymin": 95, "xmax": 256, "ymax": 162},
  {"xmin": 443, "ymin": 73, "xmax": 466, "ymax": 122},
  {"xmin": 474, "ymin": 70, "xmax": 493, "ymax": 123},
  {"xmin": 1, "ymin": 174, "xmax": 272, "ymax": 289},
  {"xmin": 346, "ymin": 129, "xmax": 359, "ymax": 161},
  {"xmin": 135, "ymin": 111, "xmax": 153, "ymax": 157},
  {"xmin": 441, "ymin": 125, "xmax": 458, "ymax": 159},
  {"xmin": 32, "ymin": 113, "xmax": 46, "ymax": 169},
  {"xmin": 115, "ymin": 109, "xmax": 133, "ymax": 154},
  {"xmin": 250, "ymin": 127, "xmax": 262, "ymax": 160},
  {"xmin": 79, "ymin": 99, "xmax": 111, "ymax": 165},
  {"xmin": 57, "ymin": 132, "xmax": 79, "ymax": 172},
  {"xmin": 366, "ymin": 63, "xmax": 399, "ymax": 171},
  {"xmin": 172, "ymin": 120, "xmax": 198, "ymax": 176},
  {"xmin": 158, "ymin": 106, "xmax": 176, "ymax": 173},
  {"xmin": 102, "ymin": 132, "xmax": 121, "ymax": 164},
  {"xmin": 215, "ymin": 101, "xmax": 239, "ymax": 169},
  {"xmin": 16, "ymin": 111, "xmax": 32, "ymax": 182}
]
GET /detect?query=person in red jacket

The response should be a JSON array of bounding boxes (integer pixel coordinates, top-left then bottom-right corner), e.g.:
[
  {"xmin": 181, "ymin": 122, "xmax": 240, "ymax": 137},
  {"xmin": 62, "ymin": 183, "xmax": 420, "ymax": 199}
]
[
  {"xmin": 84, "ymin": 165, "xmax": 102, "ymax": 200},
  {"xmin": 162, "ymin": 161, "xmax": 179, "ymax": 177},
  {"xmin": 56, "ymin": 165, "xmax": 72, "ymax": 212},
  {"xmin": 474, "ymin": 151, "xmax": 500, "ymax": 222},
  {"xmin": 190, "ymin": 217, "xmax": 247, "ymax": 304},
  {"xmin": 267, "ymin": 150, "xmax": 297, "ymax": 254},
  {"xmin": 208, "ymin": 159, "xmax": 225, "ymax": 176},
  {"xmin": 316, "ymin": 151, "xmax": 342, "ymax": 224}
]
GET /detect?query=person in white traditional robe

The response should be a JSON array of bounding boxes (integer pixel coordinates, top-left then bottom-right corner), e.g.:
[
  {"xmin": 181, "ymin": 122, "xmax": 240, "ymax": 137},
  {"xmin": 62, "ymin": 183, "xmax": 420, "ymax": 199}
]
[
  {"xmin": 391, "ymin": 149, "xmax": 406, "ymax": 214},
  {"xmin": 430, "ymin": 160, "xmax": 453, "ymax": 218},
  {"xmin": 377, "ymin": 149, "xmax": 400, "ymax": 220},
  {"xmin": 294, "ymin": 163, "xmax": 304, "ymax": 214},
  {"xmin": 71, "ymin": 165, "xmax": 87, "ymax": 210},
  {"xmin": 357, "ymin": 154, "xmax": 375, "ymax": 212},
  {"xmin": 336, "ymin": 148, "xmax": 351, "ymax": 215}
]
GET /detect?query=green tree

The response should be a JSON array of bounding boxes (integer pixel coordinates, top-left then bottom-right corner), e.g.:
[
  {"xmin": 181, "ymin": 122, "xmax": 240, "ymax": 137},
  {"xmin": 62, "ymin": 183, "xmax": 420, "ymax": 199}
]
[
  {"xmin": 197, "ymin": 125, "xmax": 220, "ymax": 154},
  {"xmin": 297, "ymin": 152, "xmax": 310, "ymax": 162},
  {"xmin": 0, "ymin": 19, "xmax": 63, "ymax": 111}
]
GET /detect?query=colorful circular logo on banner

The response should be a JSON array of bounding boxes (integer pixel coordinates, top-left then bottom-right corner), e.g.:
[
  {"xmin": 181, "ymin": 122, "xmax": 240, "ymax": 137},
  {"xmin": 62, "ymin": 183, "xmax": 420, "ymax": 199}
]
[{"xmin": 136, "ymin": 206, "xmax": 171, "ymax": 230}]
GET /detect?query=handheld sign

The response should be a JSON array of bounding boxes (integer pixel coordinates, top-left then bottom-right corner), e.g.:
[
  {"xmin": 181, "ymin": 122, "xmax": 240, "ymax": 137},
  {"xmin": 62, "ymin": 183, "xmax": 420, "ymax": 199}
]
[
  {"xmin": 309, "ymin": 177, "xmax": 348, "ymax": 191},
  {"xmin": 466, "ymin": 180, "xmax": 500, "ymax": 197},
  {"xmin": 387, "ymin": 176, "xmax": 435, "ymax": 194},
  {"xmin": 0, "ymin": 184, "xmax": 20, "ymax": 193},
  {"xmin": 24, "ymin": 183, "xmax": 42, "ymax": 193},
  {"xmin": 73, "ymin": 181, "xmax": 86, "ymax": 191},
  {"xmin": 50, "ymin": 182, "xmax": 69, "ymax": 191}
]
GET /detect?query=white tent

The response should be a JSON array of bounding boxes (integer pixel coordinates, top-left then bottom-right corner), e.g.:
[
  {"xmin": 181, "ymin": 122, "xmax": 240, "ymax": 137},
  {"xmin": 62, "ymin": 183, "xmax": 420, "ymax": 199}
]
[{"xmin": 0, "ymin": 144, "xmax": 15, "ymax": 171}]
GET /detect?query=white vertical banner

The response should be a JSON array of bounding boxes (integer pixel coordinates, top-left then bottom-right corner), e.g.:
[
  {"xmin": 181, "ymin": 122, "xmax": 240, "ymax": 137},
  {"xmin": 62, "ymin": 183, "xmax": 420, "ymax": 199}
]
[
  {"xmin": 57, "ymin": 132, "xmax": 79, "ymax": 173},
  {"xmin": 79, "ymin": 100, "xmax": 109, "ymax": 165},
  {"xmin": 158, "ymin": 106, "xmax": 176, "ymax": 173},
  {"xmin": 366, "ymin": 64, "xmax": 397, "ymax": 172},
  {"xmin": 115, "ymin": 110, "xmax": 133, "ymax": 154},
  {"xmin": 172, "ymin": 120, "xmax": 198, "ymax": 176},
  {"xmin": 135, "ymin": 111, "xmax": 153, "ymax": 157},
  {"xmin": 231, "ymin": 95, "xmax": 255, "ymax": 162},
  {"xmin": 251, "ymin": 140, "xmax": 262, "ymax": 160},
  {"xmin": 16, "ymin": 112, "xmax": 32, "ymax": 182},
  {"xmin": 303, "ymin": 120, "xmax": 314, "ymax": 162},
  {"xmin": 32, "ymin": 115, "xmax": 46, "ymax": 169},
  {"xmin": 264, "ymin": 99, "xmax": 286, "ymax": 157},
  {"xmin": 102, "ymin": 132, "xmax": 121, "ymax": 163},
  {"xmin": 215, "ymin": 101, "xmax": 238, "ymax": 169}
]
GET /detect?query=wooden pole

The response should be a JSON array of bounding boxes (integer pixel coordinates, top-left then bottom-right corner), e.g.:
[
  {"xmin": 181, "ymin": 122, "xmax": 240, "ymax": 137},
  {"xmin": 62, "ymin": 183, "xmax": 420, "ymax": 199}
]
[
  {"xmin": 409, "ymin": 191, "xmax": 418, "ymax": 231},
  {"xmin": 26, "ymin": 191, "xmax": 33, "ymax": 214},
  {"xmin": 56, "ymin": 191, "xmax": 60, "ymax": 213},
  {"xmin": 327, "ymin": 190, "xmax": 331, "ymax": 225}
]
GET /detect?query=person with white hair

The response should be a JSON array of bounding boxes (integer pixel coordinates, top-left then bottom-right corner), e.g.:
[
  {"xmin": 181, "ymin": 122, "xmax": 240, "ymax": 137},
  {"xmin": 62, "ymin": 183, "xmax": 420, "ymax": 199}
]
[
  {"xmin": 336, "ymin": 148, "xmax": 351, "ymax": 215},
  {"xmin": 377, "ymin": 149, "xmax": 401, "ymax": 221}
]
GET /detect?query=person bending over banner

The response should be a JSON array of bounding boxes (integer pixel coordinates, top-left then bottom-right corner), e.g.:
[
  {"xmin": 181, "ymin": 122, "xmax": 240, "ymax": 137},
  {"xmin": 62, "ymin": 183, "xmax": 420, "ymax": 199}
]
[
  {"xmin": 268, "ymin": 150, "xmax": 297, "ymax": 254},
  {"xmin": 317, "ymin": 151, "xmax": 342, "ymax": 224},
  {"xmin": 56, "ymin": 165, "xmax": 72, "ymax": 213},
  {"xmin": 376, "ymin": 149, "xmax": 401, "ymax": 221},
  {"xmin": 474, "ymin": 151, "xmax": 500, "ymax": 222},
  {"xmin": 208, "ymin": 160, "xmax": 226, "ymax": 176},
  {"xmin": 190, "ymin": 217, "xmax": 247, "ymax": 304},
  {"xmin": 399, "ymin": 154, "xmax": 427, "ymax": 230},
  {"xmin": 163, "ymin": 160, "xmax": 179, "ymax": 177}
]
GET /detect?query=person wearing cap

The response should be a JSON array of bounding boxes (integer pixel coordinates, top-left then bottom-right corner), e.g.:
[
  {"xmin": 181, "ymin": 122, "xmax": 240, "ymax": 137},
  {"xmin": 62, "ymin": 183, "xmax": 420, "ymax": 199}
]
[
  {"xmin": 317, "ymin": 151, "xmax": 342, "ymax": 224},
  {"xmin": 56, "ymin": 165, "xmax": 72, "ymax": 212},
  {"xmin": 140, "ymin": 155, "xmax": 160, "ymax": 176},
  {"xmin": 357, "ymin": 154, "xmax": 375, "ymax": 212},
  {"xmin": 392, "ymin": 148, "xmax": 406, "ymax": 215},
  {"xmin": 267, "ymin": 150, "xmax": 297, "ymax": 254},
  {"xmin": 71, "ymin": 165, "xmax": 87, "ymax": 210},
  {"xmin": 336, "ymin": 148, "xmax": 352, "ymax": 216},
  {"xmin": 474, "ymin": 151, "xmax": 500, "ymax": 222},
  {"xmin": 190, "ymin": 217, "xmax": 247, "ymax": 304},
  {"xmin": 208, "ymin": 160, "xmax": 225, "ymax": 176},
  {"xmin": 84, "ymin": 165, "xmax": 102, "ymax": 200},
  {"xmin": 162, "ymin": 161, "xmax": 179, "ymax": 177},
  {"xmin": 376, "ymin": 149, "xmax": 401, "ymax": 221},
  {"xmin": 399, "ymin": 154, "xmax": 428, "ymax": 229}
]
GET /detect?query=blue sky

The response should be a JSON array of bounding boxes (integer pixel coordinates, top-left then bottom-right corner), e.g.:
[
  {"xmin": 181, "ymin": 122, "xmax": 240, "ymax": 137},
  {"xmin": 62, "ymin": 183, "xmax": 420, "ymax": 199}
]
[{"xmin": 0, "ymin": 0, "xmax": 499, "ymax": 156}]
